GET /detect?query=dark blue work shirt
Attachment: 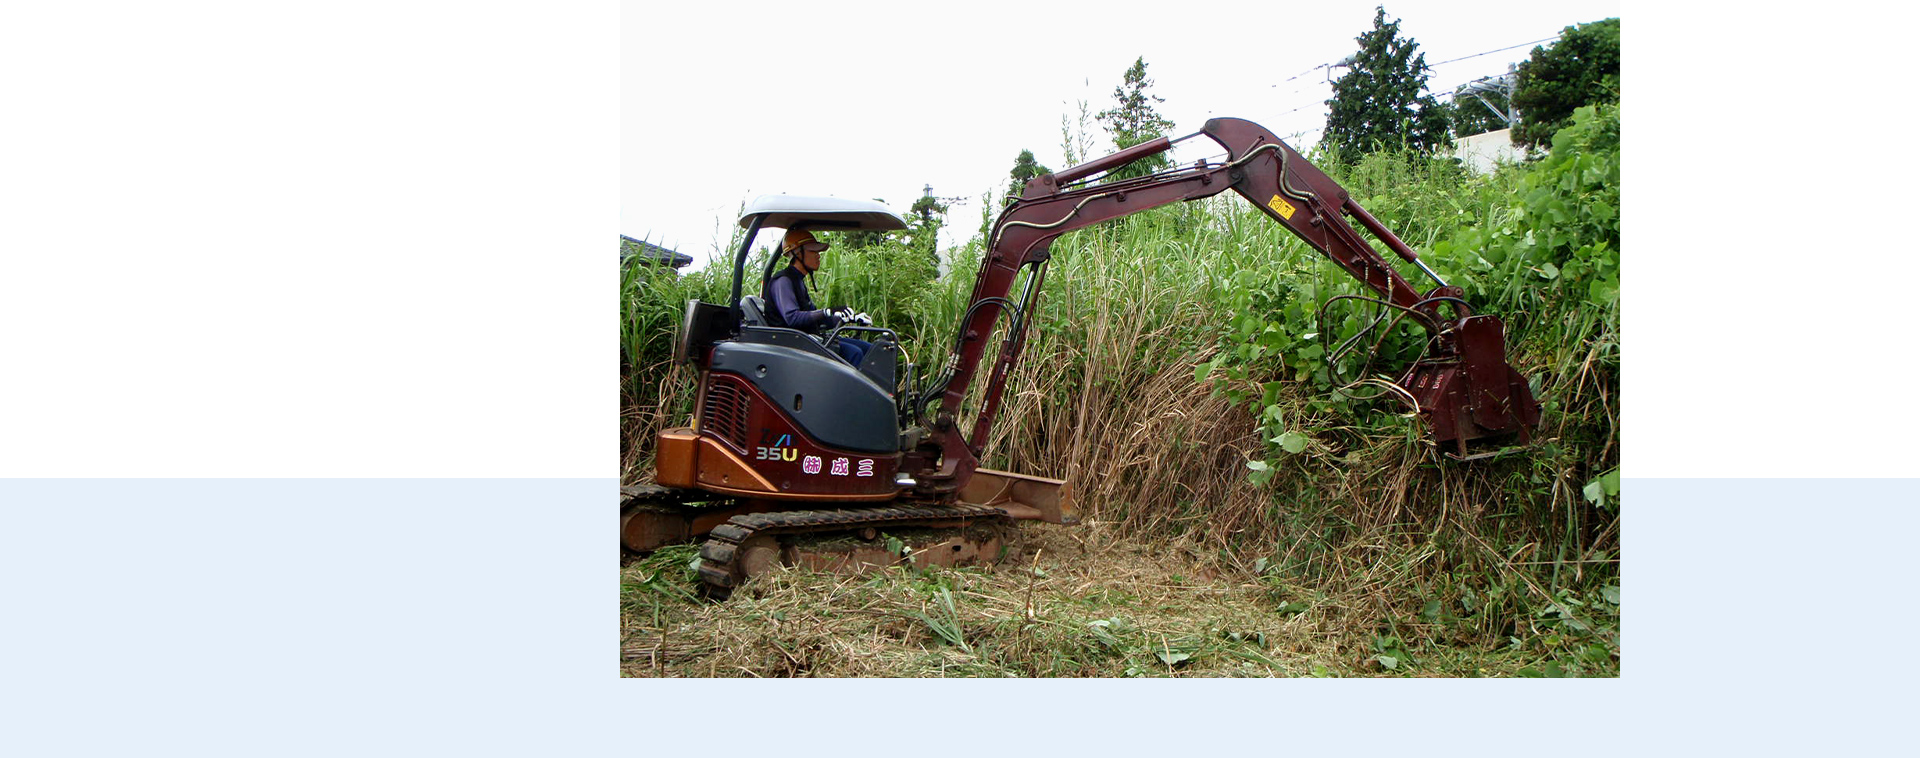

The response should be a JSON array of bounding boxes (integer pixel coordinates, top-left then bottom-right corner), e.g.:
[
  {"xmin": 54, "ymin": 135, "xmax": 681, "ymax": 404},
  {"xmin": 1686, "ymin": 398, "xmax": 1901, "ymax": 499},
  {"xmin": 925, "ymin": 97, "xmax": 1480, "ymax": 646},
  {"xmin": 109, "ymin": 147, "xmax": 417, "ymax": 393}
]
[{"xmin": 764, "ymin": 265, "xmax": 838, "ymax": 332}]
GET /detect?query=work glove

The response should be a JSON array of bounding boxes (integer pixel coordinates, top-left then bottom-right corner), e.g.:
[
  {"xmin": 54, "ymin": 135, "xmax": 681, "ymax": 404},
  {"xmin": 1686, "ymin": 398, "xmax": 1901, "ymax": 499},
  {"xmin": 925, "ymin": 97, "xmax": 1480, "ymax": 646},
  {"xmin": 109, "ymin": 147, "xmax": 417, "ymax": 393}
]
[
  {"xmin": 828, "ymin": 305, "xmax": 855, "ymax": 322},
  {"xmin": 850, "ymin": 311, "xmax": 873, "ymax": 326}
]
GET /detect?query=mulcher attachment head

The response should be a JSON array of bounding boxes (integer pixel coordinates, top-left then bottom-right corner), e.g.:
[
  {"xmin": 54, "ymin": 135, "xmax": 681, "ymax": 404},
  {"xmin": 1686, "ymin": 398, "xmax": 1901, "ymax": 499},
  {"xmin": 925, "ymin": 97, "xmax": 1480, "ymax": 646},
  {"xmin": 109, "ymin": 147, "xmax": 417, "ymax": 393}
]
[{"xmin": 1399, "ymin": 315, "xmax": 1542, "ymax": 458}]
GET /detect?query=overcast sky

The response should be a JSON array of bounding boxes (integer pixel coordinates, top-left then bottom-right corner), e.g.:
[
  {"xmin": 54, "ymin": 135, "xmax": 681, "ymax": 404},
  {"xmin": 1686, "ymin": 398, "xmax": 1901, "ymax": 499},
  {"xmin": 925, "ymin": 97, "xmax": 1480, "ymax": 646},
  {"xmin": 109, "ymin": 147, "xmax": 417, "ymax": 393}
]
[{"xmin": 627, "ymin": 0, "xmax": 1621, "ymax": 268}]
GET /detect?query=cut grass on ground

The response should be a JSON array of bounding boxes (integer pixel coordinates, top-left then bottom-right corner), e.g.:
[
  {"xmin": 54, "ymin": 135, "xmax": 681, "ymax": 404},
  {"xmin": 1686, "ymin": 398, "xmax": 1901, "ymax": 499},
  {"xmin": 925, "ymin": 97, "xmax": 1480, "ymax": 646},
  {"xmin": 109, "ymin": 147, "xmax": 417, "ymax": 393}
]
[{"xmin": 620, "ymin": 524, "xmax": 1613, "ymax": 678}]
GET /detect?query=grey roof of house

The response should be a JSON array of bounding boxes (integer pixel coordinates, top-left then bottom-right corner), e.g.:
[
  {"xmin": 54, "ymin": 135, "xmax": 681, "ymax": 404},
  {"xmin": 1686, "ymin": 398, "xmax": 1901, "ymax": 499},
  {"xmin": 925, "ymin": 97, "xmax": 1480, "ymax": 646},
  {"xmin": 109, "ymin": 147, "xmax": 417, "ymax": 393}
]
[{"xmin": 621, "ymin": 235, "xmax": 692, "ymax": 268}]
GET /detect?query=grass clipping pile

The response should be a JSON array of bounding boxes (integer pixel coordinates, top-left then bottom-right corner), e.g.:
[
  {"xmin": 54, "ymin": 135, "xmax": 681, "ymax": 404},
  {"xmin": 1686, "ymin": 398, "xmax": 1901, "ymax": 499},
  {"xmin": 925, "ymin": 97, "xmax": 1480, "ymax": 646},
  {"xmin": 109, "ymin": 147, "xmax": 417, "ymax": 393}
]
[{"xmin": 621, "ymin": 522, "xmax": 1590, "ymax": 678}]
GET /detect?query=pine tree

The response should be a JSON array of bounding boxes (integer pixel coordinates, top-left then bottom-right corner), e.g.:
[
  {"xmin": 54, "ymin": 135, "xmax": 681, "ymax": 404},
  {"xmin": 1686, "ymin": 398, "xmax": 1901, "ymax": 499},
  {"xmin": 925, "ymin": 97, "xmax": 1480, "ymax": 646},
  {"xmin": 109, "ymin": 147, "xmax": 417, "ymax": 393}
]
[
  {"xmin": 1006, "ymin": 149, "xmax": 1052, "ymax": 200},
  {"xmin": 1323, "ymin": 6, "xmax": 1449, "ymax": 161},
  {"xmin": 1095, "ymin": 56, "xmax": 1175, "ymax": 181},
  {"xmin": 908, "ymin": 191, "xmax": 949, "ymax": 272}
]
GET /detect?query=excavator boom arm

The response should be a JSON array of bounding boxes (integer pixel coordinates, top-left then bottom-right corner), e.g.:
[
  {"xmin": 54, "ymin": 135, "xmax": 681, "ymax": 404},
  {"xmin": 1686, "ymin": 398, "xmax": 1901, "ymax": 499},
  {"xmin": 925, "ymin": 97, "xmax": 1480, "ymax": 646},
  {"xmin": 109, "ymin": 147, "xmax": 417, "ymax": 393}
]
[{"xmin": 912, "ymin": 118, "xmax": 1535, "ymax": 490}]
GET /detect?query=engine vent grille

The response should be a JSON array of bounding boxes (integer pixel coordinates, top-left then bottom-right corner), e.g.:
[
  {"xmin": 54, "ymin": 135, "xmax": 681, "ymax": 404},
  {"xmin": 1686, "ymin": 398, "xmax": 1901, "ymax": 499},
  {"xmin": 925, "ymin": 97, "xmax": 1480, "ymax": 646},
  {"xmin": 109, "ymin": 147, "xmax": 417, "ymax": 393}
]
[{"xmin": 701, "ymin": 379, "xmax": 750, "ymax": 449}]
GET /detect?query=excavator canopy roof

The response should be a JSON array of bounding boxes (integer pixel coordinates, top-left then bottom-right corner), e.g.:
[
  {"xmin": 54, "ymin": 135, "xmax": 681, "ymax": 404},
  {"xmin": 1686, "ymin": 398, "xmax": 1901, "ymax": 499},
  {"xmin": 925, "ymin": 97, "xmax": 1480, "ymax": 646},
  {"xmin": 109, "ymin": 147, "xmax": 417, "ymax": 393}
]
[{"xmin": 737, "ymin": 195, "xmax": 908, "ymax": 231}]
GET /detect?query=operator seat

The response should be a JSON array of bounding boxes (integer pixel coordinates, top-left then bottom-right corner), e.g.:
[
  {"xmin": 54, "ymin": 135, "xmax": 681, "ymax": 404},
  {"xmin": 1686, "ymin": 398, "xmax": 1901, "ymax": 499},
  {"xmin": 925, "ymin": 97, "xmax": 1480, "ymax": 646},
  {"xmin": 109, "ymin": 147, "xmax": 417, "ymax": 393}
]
[
  {"xmin": 855, "ymin": 336, "xmax": 898, "ymax": 393},
  {"xmin": 739, "ymin": 295, "xmax": 770, "ymax": 327}
]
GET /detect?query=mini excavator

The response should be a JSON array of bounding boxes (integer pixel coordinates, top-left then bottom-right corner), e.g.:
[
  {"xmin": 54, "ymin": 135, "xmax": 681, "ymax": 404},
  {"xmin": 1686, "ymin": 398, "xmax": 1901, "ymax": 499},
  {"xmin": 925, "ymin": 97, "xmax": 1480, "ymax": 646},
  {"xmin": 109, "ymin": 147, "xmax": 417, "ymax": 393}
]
[{"xmin": 624, "ymin": 117, "xmax": 1540, "ymax": 596}]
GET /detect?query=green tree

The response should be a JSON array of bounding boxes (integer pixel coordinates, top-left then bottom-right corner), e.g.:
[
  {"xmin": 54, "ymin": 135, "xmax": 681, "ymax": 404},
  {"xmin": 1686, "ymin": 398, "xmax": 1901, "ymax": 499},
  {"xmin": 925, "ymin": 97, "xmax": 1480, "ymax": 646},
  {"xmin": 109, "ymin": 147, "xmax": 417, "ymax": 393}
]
[
  {"xmin": 1511, "ymin": 18, "xmax": 1620, "ymax": 149},
  {"xmin": 1323, "ymin": 6, "xmax": 1450, "ymax": 161},
  {"xmin": 1095, "ymin": 56, "xmax": 1175, "ymax": 181},
  {"xmin": 1006, "ymin": 148, "xmax": 1052, "ymax": 200}
]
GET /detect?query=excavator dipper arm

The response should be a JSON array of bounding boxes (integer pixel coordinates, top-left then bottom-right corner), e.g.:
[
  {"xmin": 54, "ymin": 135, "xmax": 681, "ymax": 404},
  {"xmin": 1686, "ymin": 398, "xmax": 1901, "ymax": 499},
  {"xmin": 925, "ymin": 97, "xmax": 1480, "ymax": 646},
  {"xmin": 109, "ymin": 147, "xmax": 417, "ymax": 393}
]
[{"xmin": 911, "ymin": 117, "xmax": 1539, "ymax": 491}]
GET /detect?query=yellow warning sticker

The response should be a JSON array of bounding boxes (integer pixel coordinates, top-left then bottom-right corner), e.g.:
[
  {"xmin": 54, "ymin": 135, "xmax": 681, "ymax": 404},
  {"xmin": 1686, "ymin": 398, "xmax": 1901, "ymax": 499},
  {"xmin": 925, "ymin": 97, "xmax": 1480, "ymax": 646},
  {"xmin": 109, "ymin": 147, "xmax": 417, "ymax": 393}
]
[{"xmin": 1268, "ymin": 194, "xmax": 1296, "ymax": 220}]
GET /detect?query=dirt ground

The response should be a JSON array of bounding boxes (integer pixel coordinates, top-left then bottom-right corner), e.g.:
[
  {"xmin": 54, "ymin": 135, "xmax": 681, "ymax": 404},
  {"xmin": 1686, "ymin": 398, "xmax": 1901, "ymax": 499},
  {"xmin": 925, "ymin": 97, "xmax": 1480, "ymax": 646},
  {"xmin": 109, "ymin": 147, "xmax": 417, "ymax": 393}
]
[{"xmin": 620, "ymin": 521, "xmax": 1597, "ymax": 678}]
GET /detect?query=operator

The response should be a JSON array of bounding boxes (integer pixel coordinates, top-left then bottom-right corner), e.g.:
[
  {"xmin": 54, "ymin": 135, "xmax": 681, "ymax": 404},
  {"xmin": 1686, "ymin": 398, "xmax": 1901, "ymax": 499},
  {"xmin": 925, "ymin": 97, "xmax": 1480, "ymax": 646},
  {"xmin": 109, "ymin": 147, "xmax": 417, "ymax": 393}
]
[{"xmin": 764, "ymin": 229, "xmax": 873, "ymax": 366}]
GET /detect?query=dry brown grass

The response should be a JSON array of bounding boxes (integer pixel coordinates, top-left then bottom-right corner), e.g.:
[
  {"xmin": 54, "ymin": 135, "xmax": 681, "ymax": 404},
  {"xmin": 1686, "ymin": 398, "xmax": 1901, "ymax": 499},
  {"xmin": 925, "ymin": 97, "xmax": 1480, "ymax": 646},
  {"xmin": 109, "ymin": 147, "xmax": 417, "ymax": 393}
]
[
  {"xmin": 621, "ymin": 358, "xmax": 695, "ymax": 484},
  {"xmin": 977, "ymin": 277, "xmax": 1283, "ymax": 554}
]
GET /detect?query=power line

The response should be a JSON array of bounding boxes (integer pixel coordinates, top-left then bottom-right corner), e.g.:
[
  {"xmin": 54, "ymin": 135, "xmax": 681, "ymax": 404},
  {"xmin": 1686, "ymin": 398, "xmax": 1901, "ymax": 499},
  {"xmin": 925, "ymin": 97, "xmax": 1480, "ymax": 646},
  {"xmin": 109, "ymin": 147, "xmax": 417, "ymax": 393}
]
[
  {"xmin": 1259, "ymin": 33, "xmax": 1562, "ymax": 134},
  {"xmin": 1276, "ymin": 58, "xmax": 1345, "ymax": 84},
  {"xmin": 1272, "ymin": 99, "xmax": 1324, "ymax": 119},
  {"xmin": 1423, "ymin": 35, "xmax": 1559, "ymax": 69},
  {"xmin": 1280, "ymin": 33, "xmax": 1560, "ymax": 88}
]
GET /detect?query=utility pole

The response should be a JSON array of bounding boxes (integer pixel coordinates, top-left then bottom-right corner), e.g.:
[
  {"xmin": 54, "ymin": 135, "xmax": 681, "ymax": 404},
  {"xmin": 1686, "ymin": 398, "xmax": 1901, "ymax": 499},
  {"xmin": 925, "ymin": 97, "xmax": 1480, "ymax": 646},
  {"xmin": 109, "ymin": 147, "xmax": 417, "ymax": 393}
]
[
  {"xmin": 919, "ymin": 184, "xmax": 936, "ymax": 270},
  {"xmin": 912, "ymin": 184, "xmax": 945, "ymax": 276},
  {"xmin": 912, "ymin": 184, "xmax": 966, "ymax": 278},
  {"xmin": 1455, "ymin": 63, "xmax": 1519, "ymax": 129}
]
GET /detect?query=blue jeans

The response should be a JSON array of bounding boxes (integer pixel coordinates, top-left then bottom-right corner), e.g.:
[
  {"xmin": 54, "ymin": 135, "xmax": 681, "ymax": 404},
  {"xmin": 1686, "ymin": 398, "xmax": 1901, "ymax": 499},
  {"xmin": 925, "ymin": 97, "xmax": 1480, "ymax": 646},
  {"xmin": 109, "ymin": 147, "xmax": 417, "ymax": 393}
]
[{"xmin": 832, "ymin": 336, "xmax": 872, "ymax": 366}]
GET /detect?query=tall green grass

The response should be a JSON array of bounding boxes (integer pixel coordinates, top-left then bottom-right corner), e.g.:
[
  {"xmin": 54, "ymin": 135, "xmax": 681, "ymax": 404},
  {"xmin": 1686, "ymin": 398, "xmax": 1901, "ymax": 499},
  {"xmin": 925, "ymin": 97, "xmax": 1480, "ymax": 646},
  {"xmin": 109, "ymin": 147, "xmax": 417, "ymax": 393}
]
[{"xmin": 620, "ymin": 249, "xmax": 729, "ymax": 476}]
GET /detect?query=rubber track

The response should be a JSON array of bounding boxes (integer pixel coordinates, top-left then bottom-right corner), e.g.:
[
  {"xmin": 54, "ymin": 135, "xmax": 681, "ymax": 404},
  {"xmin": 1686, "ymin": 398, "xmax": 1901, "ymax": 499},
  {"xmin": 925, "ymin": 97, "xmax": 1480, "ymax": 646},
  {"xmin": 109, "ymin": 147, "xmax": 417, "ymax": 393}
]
[{"xmin": 696, "ymin": 503, "xmax": 1008, "ymax": 596}]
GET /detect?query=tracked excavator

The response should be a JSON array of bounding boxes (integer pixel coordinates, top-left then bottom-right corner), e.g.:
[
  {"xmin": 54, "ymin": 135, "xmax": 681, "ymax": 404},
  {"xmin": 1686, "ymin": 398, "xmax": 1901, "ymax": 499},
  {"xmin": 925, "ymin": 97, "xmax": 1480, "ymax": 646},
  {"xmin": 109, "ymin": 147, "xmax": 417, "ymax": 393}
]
[{"xmin": 624, "ymin": 117, "xmax": 1541, "ymax": 596}]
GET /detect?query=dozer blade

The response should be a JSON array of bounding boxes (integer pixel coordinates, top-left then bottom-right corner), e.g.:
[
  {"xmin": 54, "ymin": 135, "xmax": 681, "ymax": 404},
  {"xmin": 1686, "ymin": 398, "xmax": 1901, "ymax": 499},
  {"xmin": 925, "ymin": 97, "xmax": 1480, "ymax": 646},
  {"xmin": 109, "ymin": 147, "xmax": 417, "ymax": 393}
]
[
  {"xmin": 959, "ymin": 468, "xmax": 1078, "ymax": 525},
  {"xmin": 686, "ymin": 472, "xmax": 1074, "ymax": 598},
  {"xmin": 694, "ymin": 503, "xmax": 1017, "ymax": 598}
]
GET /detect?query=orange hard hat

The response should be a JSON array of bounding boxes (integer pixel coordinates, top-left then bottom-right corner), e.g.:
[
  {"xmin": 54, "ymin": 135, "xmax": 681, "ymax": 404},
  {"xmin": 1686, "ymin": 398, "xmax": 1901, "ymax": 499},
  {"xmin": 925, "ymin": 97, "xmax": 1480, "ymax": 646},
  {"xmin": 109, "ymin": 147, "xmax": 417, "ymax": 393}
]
[{"xmin": 783, "ymin": 229, "xmax": 828, "ymax": 255}]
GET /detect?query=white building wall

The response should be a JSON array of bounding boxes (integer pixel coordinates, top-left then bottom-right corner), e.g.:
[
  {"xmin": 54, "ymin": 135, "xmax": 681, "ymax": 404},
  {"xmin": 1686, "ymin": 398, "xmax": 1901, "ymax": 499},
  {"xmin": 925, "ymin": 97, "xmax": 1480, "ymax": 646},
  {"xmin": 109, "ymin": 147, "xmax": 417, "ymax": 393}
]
[{"xmin": 1453, "ymin": 128, "xmax": 1530, "ymax": 174}]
